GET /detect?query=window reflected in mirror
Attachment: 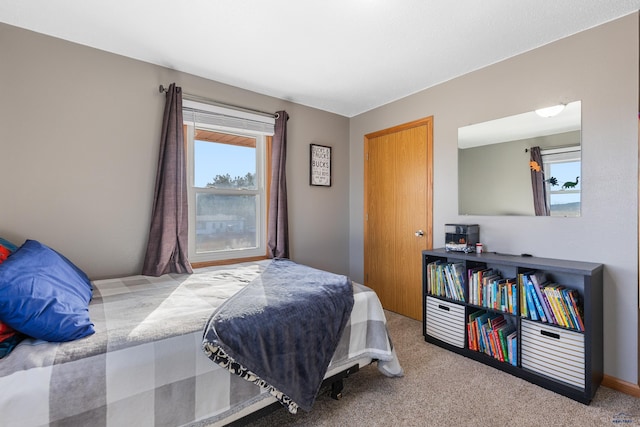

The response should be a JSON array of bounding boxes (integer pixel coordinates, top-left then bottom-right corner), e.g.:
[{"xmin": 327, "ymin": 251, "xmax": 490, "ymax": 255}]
[{"xmin": 542, "ymin": 147, "xmax": 581, "ymax": 217}]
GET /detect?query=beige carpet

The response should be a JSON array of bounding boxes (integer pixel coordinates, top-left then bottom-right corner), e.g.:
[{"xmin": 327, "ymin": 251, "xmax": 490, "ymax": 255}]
[{"xmin": 245, "ymin": 310, "xmax": 640, "ymax": 427}]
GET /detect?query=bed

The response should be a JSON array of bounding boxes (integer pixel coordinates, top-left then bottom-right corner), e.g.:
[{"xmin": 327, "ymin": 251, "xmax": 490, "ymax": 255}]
[{"xmin": 0, "ymin": 243, "xmax": 402, "ymax": 427}]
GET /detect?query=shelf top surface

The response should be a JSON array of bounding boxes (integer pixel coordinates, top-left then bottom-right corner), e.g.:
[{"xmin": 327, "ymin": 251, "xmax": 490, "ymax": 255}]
[{"xmin": 424, "ymin": 248, "xmax": 603, "ymax": 275}]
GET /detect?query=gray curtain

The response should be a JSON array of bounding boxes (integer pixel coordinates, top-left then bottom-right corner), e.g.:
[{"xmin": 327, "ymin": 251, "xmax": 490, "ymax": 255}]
[
  {"xmin": 530, "ymin": 146, "xmax": 550, "ymax": 216},
  {"xmin": 142, "ymin": 83, "xmax": 193, "ymax": 276},
  {"xmin": 267, "ymin": 111, "xmax": 289, "ymax": 258}
]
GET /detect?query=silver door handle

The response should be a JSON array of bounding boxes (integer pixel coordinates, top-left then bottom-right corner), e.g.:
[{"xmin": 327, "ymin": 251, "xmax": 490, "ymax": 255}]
[{"xmin": 415, "ymin": 230, "xmax": 424, "ymax": 237}]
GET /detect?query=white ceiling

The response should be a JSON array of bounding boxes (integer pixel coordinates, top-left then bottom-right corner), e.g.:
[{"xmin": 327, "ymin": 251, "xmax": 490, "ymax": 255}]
[{"xmin": 1, "ymin": 1, "xmax": 639, "ymax": 117}]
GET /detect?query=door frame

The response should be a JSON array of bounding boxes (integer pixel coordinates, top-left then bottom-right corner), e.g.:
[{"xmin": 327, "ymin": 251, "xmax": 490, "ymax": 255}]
[{"xmin": 363, "ymin": 116, "xmax": 434, "ymax": 317}]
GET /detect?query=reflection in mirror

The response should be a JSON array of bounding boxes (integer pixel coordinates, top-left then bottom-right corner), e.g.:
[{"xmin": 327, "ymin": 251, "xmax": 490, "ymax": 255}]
[{"xmin": 458, "ymin": 101, "xmax": 581, "ymax": 217}]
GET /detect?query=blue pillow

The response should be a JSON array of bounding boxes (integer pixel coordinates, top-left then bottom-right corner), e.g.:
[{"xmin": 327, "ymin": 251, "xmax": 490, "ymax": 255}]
[{"xmin": 0, "ymin": 240, "xmax": 94, "ymax": 342}]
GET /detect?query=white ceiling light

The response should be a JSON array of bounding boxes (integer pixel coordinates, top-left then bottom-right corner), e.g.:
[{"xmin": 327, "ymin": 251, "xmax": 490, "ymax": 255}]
[{"xmin": 535, "ymin": 104, "xmax": 566, "ymax": 118}]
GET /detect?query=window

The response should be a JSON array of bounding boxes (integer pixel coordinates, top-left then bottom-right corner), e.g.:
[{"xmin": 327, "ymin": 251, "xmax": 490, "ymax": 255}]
[
  {"xmin": 183, "ymin": 99, "xmax": 274, "ymax": 263},
  {"xmin": 542, "ymin": 146, "xmax": 581, "ymax": 217}
]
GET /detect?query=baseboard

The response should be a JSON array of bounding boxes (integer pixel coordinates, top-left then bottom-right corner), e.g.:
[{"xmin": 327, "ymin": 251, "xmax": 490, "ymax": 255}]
[{"xmin": 601, "ymin": 374, "xmax": 640, "ymax": 398}]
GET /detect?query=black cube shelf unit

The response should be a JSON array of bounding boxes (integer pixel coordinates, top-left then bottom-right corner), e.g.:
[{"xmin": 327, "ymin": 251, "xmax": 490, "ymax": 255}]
[{"xmin": 422, "ymin": 248, "xmax": 603, "ymax": 404}]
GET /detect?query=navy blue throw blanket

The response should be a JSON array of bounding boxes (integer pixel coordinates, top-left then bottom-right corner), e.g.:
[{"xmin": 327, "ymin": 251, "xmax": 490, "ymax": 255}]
[{"xmin": 202, "ymin": 259, "xmax": 354, "ymax": 412}]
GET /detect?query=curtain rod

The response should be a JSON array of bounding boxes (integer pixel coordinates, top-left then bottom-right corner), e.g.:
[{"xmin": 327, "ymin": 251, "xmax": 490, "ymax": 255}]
[{"xmin": 159, "ymin": 84, "xmax": 277, "ymax": 119}]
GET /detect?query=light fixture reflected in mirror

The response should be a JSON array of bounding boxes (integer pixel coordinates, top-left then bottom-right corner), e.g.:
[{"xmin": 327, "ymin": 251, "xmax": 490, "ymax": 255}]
[{"xmin": 535, "ymin": 104, "xmax": 566, "ymax": 118}]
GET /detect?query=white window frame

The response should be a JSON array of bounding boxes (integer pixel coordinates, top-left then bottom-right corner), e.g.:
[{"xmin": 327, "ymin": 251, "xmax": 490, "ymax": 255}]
[{"xmin": 183, "ymin": 100, "xmax": 274, "ymax": 263}]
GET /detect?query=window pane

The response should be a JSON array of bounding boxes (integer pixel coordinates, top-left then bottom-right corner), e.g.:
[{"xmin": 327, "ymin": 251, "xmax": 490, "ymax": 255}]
[
  {"xmin": 549, "ymin": 192, "xmax": 580, "ymax": 216},
  {"xmin": 546, "ymin": 160, "xmax": 580, "ymax": 217},
  {"xmin": 195, "ymin": 194, "xmax": 258, "ymax": 254},
  {"xmin": 548, "ymin": 161, "xmax": 580, "ymax": 192},
  {"xmin": 194, "ymin": 140, "xmax": 256, "ymax": 189}
]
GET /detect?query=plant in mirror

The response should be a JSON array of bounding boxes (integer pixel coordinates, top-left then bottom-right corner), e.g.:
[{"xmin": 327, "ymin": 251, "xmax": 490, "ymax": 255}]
[{"xmin": 458, "ymin": 101, "xmax": 581, "ymax": 217}]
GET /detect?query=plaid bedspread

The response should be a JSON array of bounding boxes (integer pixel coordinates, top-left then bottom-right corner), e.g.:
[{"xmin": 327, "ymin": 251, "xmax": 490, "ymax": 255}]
[{"xmin": 0, "ymin": 260, "xmax": 402, "ymax": 427}]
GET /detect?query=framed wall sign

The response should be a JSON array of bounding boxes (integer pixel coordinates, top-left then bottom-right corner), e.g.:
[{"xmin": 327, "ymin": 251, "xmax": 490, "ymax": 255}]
[{"xmin": 310, "ymin": 144, "xmax": 332, "ymax": 186}]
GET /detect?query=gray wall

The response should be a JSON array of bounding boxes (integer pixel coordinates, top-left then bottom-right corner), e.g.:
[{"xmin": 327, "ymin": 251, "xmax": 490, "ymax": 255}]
[
  {"xmin": 0, "ymin": 23, "xmax": 351, "ymax": 279},
  {"xmin": 349, "ymin": 14, "xmax": 639, "ymax": 384},
  {"xmin": 459, "ymin": 139, "xmax": 535, "ymax": 216}
]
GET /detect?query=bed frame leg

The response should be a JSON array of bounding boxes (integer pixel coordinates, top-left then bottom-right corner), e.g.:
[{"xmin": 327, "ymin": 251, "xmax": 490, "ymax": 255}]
[
  {"xmin": 330, "ymin": 379, "xmax": 344, "ymax": 400},
  {"xmin": 324, "ymin": 363, "xmax": 360, "ymax": 400}
]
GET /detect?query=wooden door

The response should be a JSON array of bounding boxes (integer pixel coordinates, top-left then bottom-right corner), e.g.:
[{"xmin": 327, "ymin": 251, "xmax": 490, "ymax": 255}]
[{"xmin": 364, "ymin": 117, "xmax": 433, "ymax": 320}]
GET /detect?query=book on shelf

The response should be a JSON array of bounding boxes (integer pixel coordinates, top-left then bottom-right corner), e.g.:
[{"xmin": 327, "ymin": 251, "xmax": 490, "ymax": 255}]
[
  {"xmin": 549, "ymin": 284, "xmax": 575, "ymax": 329},
  {"xmin": 467, "ymin": 310, "xmax": 488, "ymax": 351},
  {"xmin": 555, "ymin": 286, "xmax": 576, "ymax": 329},
  {"xmin": 451, "ymin": 262, "xmax": 466, "ymax": 299},
  {"xmin": 471, "ymin": 311, "xmax": 494, "ymax": 355},
  {"xmin": 467, "ymin": 310, "xmax": 485, "ymax": 351},
  {"xmin": 432, "ymin": 261, "xmax": 446, "ymax": 298},
  {"xmin": 518, "ymin": 273, "xmax": 528, "ymax": 319},
  {"xmin": 484, "ymin": 277, "xmax": 494, "ymax": 310},
  {"xmin": 478, "ymin": 317, "xmax": 492, "ymax": 355},
  {"xmin": 470, "ymin": 310, "xmax": 516, "ymax": 363},
  {"xmin": 496, "ymin": 328, "xmax": 507, "ymax": 362},
  {"xmin": 527, "ymin": 273, "xmax": 553, "ymax": 322},
  {"xmin": 538, "ymin": 284, "xmax": 585, "ymax": 331},
  {"xmin": 468, "ymin": 267, "xmax": 490, "ymax": 306},
  {"xmin": 479, "ymin": 269, "xmax": 493, "ymax": 305},
  {"xmin": 467, "ymin": 322, "xmax": 475, "ymax": 350},
  {"xmin": 435, "ymin": 262, "xmax": 451, "ymax": 298},
  {"xmin": 467, "ymin": 268, "xmax": 475, "ymax": 304},
  {"xmin": 488, "ymin": 320, "xmax": 514, "ymax": 362},
  {"xmin": 525, "ymin": 276, "xmax": 547, "ymax": 322},
  {"xmin": 427, "ymin": 261, "xmax": 465, "ymax": 301},
  {"xmin": 563, "ymin": 288, "xmax": 585, "ymax": 332},
  {"xmin": 562, "ymin": 289, "xmax": 580, "ymax": 331},
  {"xmin": 496, "ymin": 278, "xmax": 516, "ymax": 314},
  {"xmin": 524, "ymin": 278, "xmax": 539, "ymax": 321},
  {"xmin": 516, "ymin": 272, "xmax": 586, "ymax": 331},
  {"xmin": 467, "ymin": 268, "xmax": 476, "ymax": 305},
  {"xmin": 490, "ymin": 274, "xmax": 499, "ymax": 308},
  {"xmin": 451, "ymin": 262, "xmax": 464, "ymax": 301},
  {"xmin": 542, "ymin": 286, "xmax": 566, "ymax": 327},
  {"xmin": 487, "ymin": 313, "xmax": 505, "ymax": 329},
  {"xmin": 492, "ymin": 323, "xmax": 507, "ymax": 363},
  {"xmin": 506, "ymin": 330, "xmax": 517, "ymax": 367},
  {"xmin": 566, "ymin": 289, "xmax": 585, "ymax": 331},
  {"xmin": 481, "ymin": 271, "xmax": 500, "ymax": 308},
  {"xmin": 498, "ymin": 323, "xmax": 516, "ymax": 363},
  {"xmin": 507, "ymin": 279, "xmax": 516, "ymax": 315},
  {"xmin": 500, "ymin": 281, "xmax": 507, "ymax": 312},
  {"xmin": 528, "ymin": 271, "xmax": 557, "ymax": 324},
  {"xmin": 426, "ymin": 260, "xmax": 437, "ymax": 294},
  {"xmin": 443, "ymin": 264, "xmax": 456, "ymax": 299},
  {"xmin": 487, "ymin": 326, "xmax": 499, "ymax": 358}
]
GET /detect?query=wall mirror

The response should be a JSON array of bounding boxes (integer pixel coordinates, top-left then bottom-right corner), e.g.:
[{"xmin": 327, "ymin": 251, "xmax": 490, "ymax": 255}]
[{"xmin": 458, "ymin": 101, "xmax": 581, "ymax": 217}]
